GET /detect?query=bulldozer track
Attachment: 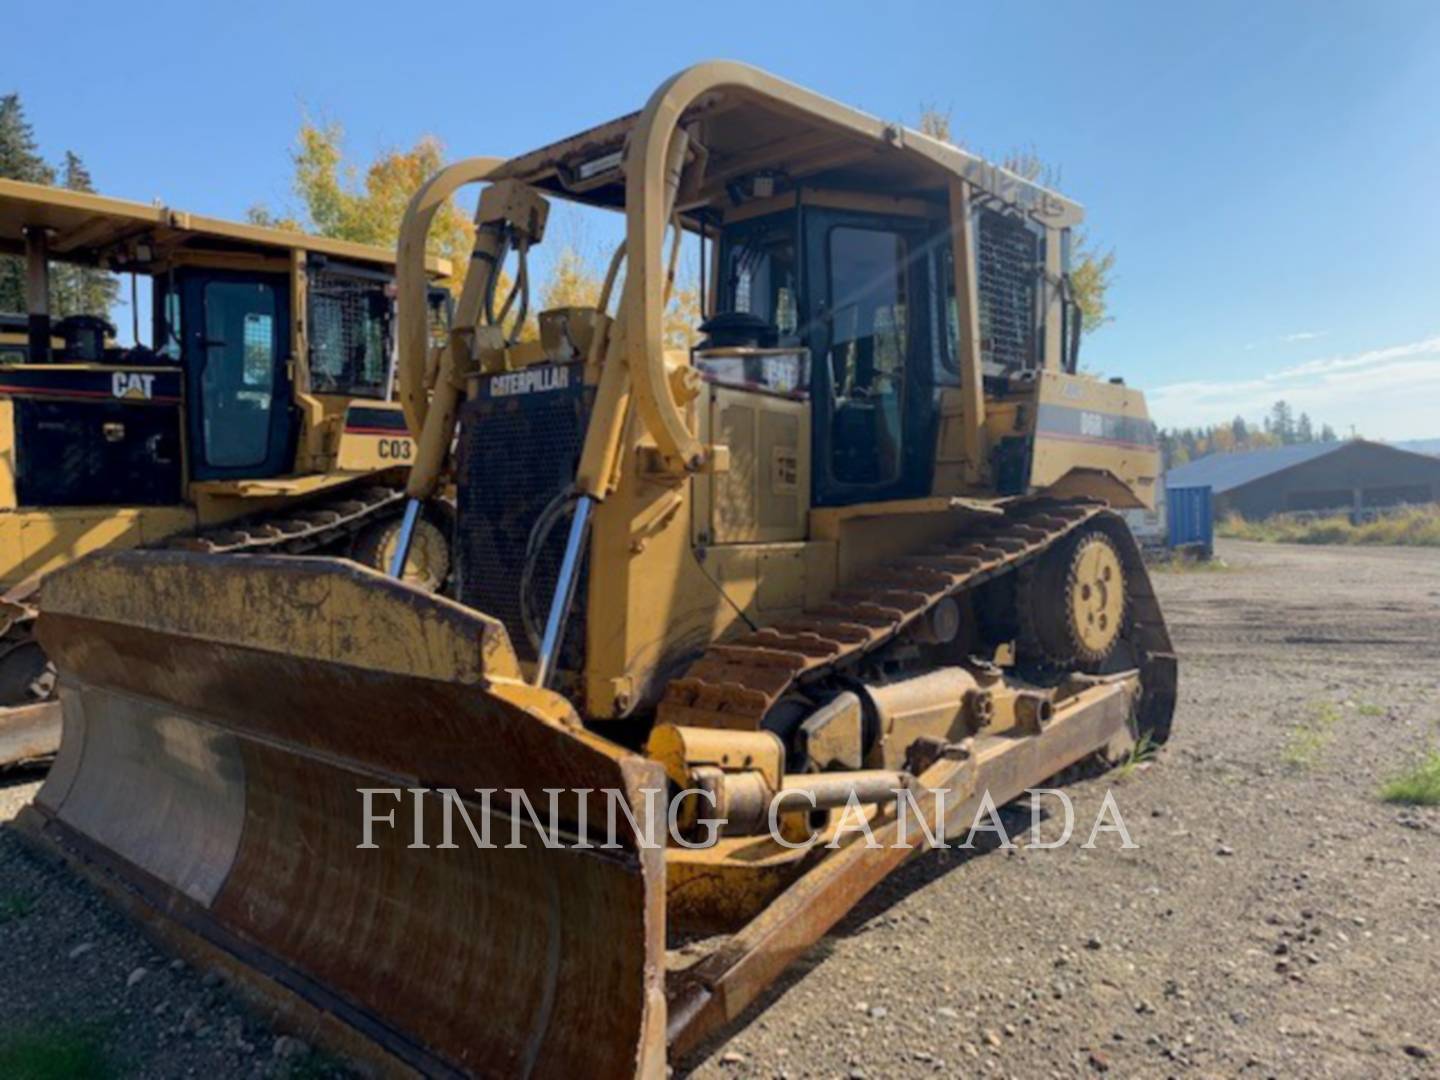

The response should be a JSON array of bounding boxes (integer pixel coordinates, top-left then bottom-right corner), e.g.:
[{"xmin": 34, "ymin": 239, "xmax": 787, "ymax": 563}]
[
  {"xmin": 162, "ymin": 484, "xmax": 406, "ymax": 557},
  {"xmin": 659, "ymin": 497, "xmax": 1176, "ymax": 736}
]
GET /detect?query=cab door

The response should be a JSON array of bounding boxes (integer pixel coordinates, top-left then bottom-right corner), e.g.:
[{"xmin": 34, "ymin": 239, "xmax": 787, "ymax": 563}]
[
  {"xmin": 806, "ymin": 209, "xmax": 938, "ymax": 507},
  {"xmin": 180, "ymin": 270, "xmax": 295, "ymax": 481}
]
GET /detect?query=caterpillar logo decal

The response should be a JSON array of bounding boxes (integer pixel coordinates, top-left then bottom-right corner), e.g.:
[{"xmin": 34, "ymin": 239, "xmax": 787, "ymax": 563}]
[
  {"xmin": 112, "ymin": 372, "xmax": 156, "ymax": 401},
  {"xmin": 0, "ymin": 368, "xmax": 179, "ymax": 404},
  {"xmin": 487, "ymin": 365, "xmax": 570, "ymax": 397}
]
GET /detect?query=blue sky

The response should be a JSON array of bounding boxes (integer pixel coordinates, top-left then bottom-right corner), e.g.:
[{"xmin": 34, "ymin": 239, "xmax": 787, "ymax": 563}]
[{"xmin": 9, "ymin": 0, "xmax": 1440, "ymax": 437}]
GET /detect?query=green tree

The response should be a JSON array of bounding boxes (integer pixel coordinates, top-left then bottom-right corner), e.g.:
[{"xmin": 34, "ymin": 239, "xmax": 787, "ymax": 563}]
[
  {"xmin": 1, "ymin": 97, "xmax": 118, "ymax": 322},
  {"xmin": 0, "ymin": 93, "xmax": 54, "ymax": 313},
  {"xmin": 1269, "ymin": 400, "xmax": 1295, "ymax": 444},
  {"xmin": 1296, "ymin": 411, "xmax": 1314, "ymax": 444},
  {"xmin": 917, "ymin": 106, "xmax": 1114, "ymax": 333},
  {"xmin": 50, "ymin": 152, "xmax": 120, "ymax": 319}
]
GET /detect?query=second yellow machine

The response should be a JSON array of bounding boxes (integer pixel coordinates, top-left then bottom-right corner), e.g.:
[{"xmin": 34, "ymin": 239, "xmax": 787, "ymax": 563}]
[
  {"xmin": 23, "ymin": 64, "xmax": 1176, "ymax": 1077},
  {"xmin": 0, "ymin": 180, "xmax": 453, "ymax": 764}
]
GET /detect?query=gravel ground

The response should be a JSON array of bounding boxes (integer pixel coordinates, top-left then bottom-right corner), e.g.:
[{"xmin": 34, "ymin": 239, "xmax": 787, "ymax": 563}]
[{"xmin": 2, "ymin": 539, "xmax": 1438, "ymax": 1078}]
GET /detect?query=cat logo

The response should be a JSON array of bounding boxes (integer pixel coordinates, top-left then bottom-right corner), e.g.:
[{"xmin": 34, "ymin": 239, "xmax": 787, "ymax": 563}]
[
  {"xmin": 111, "ymin": 372, "xmax": 156, "ymax": 401},
  {"xmin": 488, "ymin": 365, "xmax": 570, "ymax": 397}
]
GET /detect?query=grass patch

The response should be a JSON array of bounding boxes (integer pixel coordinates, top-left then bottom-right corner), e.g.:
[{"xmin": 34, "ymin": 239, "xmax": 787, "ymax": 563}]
[
  {"xmin": 0, "ymin": 893, "xmax": 35, "ymax": 924},
  {"xmin": 1282, "ymin": 701, "xmax": 1342, "ymax": 769},
  {"xmin": 284, "ymin": 1048, "xmax": 352, "ymax": 1080},
  {"xmin": 0, "ymin": 1022, "xmax": 114, "ymax": 1080},
  {"xmin": 1113, "ymin": 731, "xmax": 1159, "ymax": 781},
  {"xmin": 1380, "ymin": 751, "xmax": 1440, "ymax": 806},
  {"xmin": 1356, "ymin": 703, "xmax": 1386, "ymax": 718},
  {"xmin": 1219, "ymin": 504, "xmax": 1440, "ymax": 547},
  {"xmin": 1147, "ymin": 555, "xmax": 1229, "ymax": 573}
]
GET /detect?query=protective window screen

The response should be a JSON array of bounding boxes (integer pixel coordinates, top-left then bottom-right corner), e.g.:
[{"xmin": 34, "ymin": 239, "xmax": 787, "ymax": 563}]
[
  {"xmin": 974, "ymin": 208, "xmax": 1039, "ymax": 372},
  {"xmin": 308, "ymin": 270, "xmax": 393, "ymax": 398},
  {"xmin": 825, "ymin": 226, "xmax": 908, "ymax": 487},
  {"xmin": 201, "ymin": 280, "xmax": 277, "ymax": 468}
]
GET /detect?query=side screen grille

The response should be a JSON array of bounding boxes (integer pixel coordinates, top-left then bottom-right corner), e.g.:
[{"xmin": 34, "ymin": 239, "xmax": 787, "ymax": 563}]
[
  {"xmin": 976, "ymin": 209, "xmax": 1039, "ymax": 372},
  {"xmin": 456, "ymin": 363, "xmax": 591, "ymax": 665},
  {"xmin": 308, "ymin": 270, "xmax": 391, "ymax": 398}
]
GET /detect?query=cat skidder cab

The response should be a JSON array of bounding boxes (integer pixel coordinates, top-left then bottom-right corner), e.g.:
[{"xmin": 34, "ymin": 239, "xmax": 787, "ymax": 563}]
[
  {"xmin": 22, "ymin": 63, "xmax": 1175, "ymax": 1076},
  {"xmin": 0, "ymin": 179, "xmax": 453, "ymax": 766}
]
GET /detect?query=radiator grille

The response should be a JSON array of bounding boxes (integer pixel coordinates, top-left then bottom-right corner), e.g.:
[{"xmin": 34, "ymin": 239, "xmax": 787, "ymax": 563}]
[
  {"xmin": 976, "ymin": 209, "xmax": 1039, "ymax": 372},
  {"xmin": 456, "ymin": 363, "xmax": 591, "ymax": 666}
]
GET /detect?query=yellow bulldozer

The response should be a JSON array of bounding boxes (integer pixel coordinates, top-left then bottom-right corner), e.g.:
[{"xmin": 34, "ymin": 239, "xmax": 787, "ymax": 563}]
[
  {"xmin": 0, "ymin": 179, "xmax": 453, "ymax": 766},
  {"xmin": 18, "ymin": 63, "xmax": 1176, "ymax": 1077}
]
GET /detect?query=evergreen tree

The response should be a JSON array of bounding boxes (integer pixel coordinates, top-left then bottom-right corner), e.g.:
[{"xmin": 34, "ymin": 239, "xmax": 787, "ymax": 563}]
[
  {"xmin": 0, "ymin": 94, "xmax": 52, "ymax": 182},
  {"xmin": 1159, "ymin": 403, "xmax": 1339, "ymax": 470},
  {"xmin": 51, "ymin": 151, "xmax": 120, "ymax": 319},
  {"xmin": 0, "ymin": 93, "xmax": 54, "ymax": 313},
  {"xmin": 1269, "ymin": 400, "xmax": 1295, "ymax": 444},
  {"xmin": 1296, "ymin": 412, "xmax": 1314, "ymax": 444},
  {"xmin": 0, "ymin": 99, "xmax": 117, "ymax": 323}
]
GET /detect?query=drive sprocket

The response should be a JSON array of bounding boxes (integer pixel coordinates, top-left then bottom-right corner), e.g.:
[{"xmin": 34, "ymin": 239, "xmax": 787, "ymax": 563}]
[{"xmin": 1020, "ymin": 527, "xmax": 1127, "ymax": 668}]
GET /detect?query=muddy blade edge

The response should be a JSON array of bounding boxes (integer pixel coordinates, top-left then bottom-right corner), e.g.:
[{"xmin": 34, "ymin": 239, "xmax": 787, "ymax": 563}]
[{"xmin": 23, "ymin": 551, "xmax": 668, "ymax": 1079}]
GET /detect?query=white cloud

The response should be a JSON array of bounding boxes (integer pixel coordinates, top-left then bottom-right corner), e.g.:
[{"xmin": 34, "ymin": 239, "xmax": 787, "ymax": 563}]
[
  {"xmin": 1281, "ymin": 330, "xmax": 1326, "ymax": 343},
  {"xmin": 1150, "ymin": 335, "xmax": 1440, "ymax": 438}
]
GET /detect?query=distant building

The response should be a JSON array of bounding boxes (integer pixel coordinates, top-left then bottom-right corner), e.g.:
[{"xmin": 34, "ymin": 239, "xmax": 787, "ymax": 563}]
[
  {"xmin": 1165, "ymin": 440, "xmax": 1440, "ymax": 520},
  {"xmin": 1396, "ymin": 438, "xmax": 1440, "ymax": 457}
]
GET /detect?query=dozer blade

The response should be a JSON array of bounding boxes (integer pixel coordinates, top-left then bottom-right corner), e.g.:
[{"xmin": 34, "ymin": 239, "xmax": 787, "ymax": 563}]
[
  {"xmin": 0, "ymin": 701, "xmax": 60, "ymax": 769},
  {"xmin": 17, "ymin": 551, "xmax": 667, "ymax": 1079}
]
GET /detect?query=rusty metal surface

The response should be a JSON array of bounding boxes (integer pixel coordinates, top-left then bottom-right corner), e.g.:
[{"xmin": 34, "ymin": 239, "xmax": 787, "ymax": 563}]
[
  {"xmin": 666, "ymin": 679, "xmax": 1133, "ymax": 1058},
  {"xmin": 37, "ymin": 550, "xmax": 521, "ymax": 686},
  {"xmin": 33, "ymin": 553, "xmax": 669, "ymax": 1078},
  {"xmin": 0, "ymin": 699, "xmax": 60, "ymax": 768}
]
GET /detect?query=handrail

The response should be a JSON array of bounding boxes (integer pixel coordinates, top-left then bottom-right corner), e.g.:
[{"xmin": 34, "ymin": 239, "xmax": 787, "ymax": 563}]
[{"xmin": 394, "ymin": 156, "xmax": 504, "ymax": 441}]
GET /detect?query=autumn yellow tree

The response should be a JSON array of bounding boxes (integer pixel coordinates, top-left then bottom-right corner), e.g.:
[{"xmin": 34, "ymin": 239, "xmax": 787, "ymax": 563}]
[
  {"xmin": 249, "ymin": 121, "xmax": 474, "ymax": 289},
  {"xmin": 917, "ymin": 106, "xmax": 1114, "ymax": 334},
  {"xmin": 539, "ymin": 246, "xmax": 602, "ymax": 310},
  {"xmin": 256, "ymin": 119, "xmax": 704, "ymax": 345},
  {"xmin": 539, "ymin": 242, "xmax": 700, "ymax": 349}
]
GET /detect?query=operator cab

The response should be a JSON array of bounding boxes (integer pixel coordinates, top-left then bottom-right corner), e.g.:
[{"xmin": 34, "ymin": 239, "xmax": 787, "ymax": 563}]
[
  {"xmin": 702, "ymin": 198, "xmax": 1059, "ymax": 507},
  {"xmin": 0, "ymin": 179, "xmax": 450, "ymax": 506},
  {"xmin": 152, "ymin": 261, "xmax": 427, "ymax": 482},
  {"xmin": 704, "ymin": 207, "xmax": 940, "ymax": 506}
]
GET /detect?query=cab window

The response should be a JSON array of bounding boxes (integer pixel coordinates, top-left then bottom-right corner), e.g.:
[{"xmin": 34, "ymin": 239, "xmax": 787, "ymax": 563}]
[
  {"xmin": 308, "ymin": 268, "xmax": 393, "ymax": 398},
  {"xmin": 824, "ymin": 225, "xmax": 910, "ymax": 487}
]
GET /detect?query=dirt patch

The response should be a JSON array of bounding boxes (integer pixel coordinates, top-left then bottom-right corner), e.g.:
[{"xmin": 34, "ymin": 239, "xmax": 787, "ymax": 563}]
[
  {"xmin": 681, "ymin": 540, "xmax": 1440, "ymax": 1077},
  {"xmin": 1, "ymin": 540, "xmax": 1437, "ymax": 1077}
]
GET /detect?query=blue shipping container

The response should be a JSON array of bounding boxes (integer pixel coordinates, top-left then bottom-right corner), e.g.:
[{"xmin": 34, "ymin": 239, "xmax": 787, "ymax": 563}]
[{"xmin": 1166, "ymin": 485, "xmax": 1214, "ymax": 553}]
